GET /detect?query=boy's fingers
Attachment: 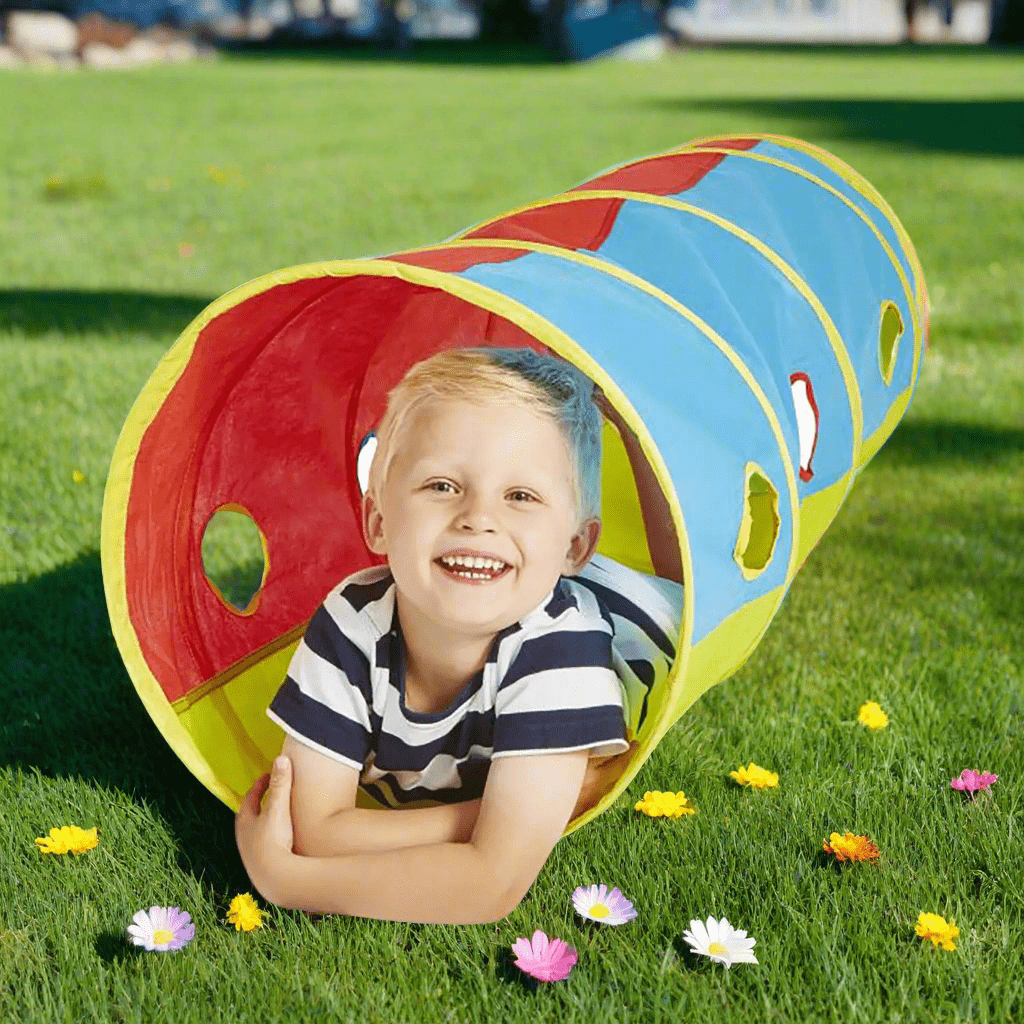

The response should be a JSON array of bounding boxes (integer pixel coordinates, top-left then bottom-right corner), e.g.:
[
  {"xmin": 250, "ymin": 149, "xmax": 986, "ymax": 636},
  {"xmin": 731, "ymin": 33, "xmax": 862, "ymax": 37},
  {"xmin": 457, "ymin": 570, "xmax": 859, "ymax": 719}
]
[
  {"xmin": 262, "ymin": 756, "xmax": 293, "ymax": 823},
  {"xmin": 270, "ymin": 755, "xmax": 292, "ymax": 786},
  {"xmin": 241, "ymin": 773, "xmax": 271, "ymax": 817}
]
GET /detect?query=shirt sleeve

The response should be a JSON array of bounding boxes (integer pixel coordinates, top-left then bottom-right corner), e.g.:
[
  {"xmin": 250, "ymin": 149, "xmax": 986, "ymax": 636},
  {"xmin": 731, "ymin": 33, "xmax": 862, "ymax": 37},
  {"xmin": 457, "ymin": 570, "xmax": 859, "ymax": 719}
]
[
  {"xmin": 578, "ymin": 553, "xmax": 683, "ymax": 653},
  {"xmin": 266, "ymin": 604, "xmax": 374, "ymax": 771},
  {"xmin": 492, "ymin": 615, "xmax": 628, "ymax": 760},
  {"xmin": 574, "ymin": 554, "xmax": 684, "ymax": 737}
]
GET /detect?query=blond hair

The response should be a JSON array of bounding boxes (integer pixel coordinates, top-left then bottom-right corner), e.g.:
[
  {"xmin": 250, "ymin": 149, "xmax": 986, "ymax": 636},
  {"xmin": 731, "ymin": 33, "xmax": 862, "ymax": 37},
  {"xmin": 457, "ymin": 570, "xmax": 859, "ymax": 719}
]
[{"xmin": 367, "ymin": 348, "xmax": 602, "ymax": 523}]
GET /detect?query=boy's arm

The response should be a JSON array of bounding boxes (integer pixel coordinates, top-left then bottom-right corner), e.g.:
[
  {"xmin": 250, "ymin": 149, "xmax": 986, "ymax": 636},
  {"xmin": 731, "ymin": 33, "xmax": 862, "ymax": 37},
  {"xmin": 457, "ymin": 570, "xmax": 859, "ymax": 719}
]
[
  {"xmin": 594, "ymin": 386, "xmax": 684, "ymax": 586},
  {"xmin": 284, "ymin": 735, "xmax": 482, "ymax": 855},
  {"xmin": 236, "ymin": 749, "xmax": 589, "ymax": 924}
]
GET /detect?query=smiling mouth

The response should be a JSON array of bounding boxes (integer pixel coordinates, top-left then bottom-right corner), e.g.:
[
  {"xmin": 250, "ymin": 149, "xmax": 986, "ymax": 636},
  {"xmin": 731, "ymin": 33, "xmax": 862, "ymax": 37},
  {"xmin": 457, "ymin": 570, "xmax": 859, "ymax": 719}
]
[{"xmin": 435, "ymin": 557, "xmax": 512, "ymax": 583}]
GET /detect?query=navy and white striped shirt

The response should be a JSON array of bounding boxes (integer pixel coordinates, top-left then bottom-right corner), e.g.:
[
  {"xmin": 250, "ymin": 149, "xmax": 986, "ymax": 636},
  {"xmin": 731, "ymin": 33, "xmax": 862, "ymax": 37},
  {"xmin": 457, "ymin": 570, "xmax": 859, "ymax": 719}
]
[{"xmin": 267, "ymin": 553, "xmax": 682, "ymax": 807}]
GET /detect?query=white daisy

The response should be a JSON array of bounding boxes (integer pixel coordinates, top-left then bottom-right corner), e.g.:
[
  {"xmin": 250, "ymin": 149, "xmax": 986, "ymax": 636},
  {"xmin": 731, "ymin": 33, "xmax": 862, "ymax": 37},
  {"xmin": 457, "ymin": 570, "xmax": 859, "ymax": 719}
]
[{"xmin": 682, "ymin": 916, "xmax": 758, "ymax": 968}]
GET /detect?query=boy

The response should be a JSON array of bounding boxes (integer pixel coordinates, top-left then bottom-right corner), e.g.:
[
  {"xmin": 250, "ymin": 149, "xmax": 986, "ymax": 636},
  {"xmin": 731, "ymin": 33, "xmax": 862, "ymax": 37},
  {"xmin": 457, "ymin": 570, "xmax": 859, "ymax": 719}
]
[{"xmin": 235, "ymin": 347, "xmax": 683, "ymax": 924}]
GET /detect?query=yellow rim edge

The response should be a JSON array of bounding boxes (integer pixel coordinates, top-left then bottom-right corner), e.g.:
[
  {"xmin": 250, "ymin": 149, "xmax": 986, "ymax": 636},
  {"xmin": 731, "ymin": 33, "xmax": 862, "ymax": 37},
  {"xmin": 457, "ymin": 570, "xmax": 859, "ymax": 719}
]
[{"xmin": 100, "ymin": 256, "xmax": 696, "ymax": 828}]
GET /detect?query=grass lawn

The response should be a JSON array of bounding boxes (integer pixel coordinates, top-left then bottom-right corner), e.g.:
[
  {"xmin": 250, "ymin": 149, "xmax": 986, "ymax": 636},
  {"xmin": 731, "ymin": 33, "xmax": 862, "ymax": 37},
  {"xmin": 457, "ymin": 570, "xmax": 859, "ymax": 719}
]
[{"xmin": 2, "ymin": 40, "xmax": 1023, "ymax": 1023}]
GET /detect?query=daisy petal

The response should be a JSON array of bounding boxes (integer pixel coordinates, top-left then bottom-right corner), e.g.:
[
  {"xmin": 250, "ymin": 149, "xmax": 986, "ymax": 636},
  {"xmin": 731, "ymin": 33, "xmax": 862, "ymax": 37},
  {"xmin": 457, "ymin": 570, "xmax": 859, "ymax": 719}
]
[{"xmin": 685, "ymin": 918, "xmax": 710, "ymax": 947}]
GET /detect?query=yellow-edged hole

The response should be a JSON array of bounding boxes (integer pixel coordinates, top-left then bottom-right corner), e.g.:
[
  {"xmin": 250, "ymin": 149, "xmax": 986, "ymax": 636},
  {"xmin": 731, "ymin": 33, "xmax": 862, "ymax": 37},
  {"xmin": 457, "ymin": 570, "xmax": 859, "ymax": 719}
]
[
  {"xmin": 200, "ymin": 506, "xmax": 268, "ymax": 615},
  {"xmin": 879, "ymin": 301, "xmax": 904, "ymax": 385},
  {"xmin": 734, "ymin": 464, "xmax": 780, "ymax": 580}
]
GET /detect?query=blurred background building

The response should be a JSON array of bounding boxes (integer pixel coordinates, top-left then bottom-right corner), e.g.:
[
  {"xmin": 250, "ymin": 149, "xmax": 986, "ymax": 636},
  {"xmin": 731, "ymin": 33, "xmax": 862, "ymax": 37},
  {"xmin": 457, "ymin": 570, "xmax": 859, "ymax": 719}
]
[{"xmin": 0, "ymin": 0, "xmax": 1016, "ymax": 70}]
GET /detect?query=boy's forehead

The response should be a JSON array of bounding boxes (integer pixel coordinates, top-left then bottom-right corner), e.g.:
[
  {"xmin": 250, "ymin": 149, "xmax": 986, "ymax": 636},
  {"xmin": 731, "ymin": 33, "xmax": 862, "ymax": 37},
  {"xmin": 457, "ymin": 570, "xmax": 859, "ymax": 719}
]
[
  {"xmin": 406, "ymin": 395, "xmax": 562, "ymax": 441},
  {"xmin": 398, "ymin": 399, "xmax": 572, "ymax": 470}
]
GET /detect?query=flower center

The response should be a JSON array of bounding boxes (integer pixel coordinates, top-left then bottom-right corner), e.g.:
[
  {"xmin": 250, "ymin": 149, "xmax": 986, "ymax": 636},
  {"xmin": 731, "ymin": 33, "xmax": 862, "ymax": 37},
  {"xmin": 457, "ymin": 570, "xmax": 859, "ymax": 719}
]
[
  {"xmin": 708, "ymin": 941, "xmax": 727, "ymax": 955},
  {"xmin": 589, "ymin": 903, "xmax": 610, "ymax": 919},
  {"xmin": 152, "ymin": 929, "xmax": 174, "ymax": 945}
]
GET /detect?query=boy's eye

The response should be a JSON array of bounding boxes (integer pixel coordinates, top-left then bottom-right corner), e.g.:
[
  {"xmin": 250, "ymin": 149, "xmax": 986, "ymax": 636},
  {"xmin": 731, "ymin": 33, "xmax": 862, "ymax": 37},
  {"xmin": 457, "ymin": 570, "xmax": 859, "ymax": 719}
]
[
  {"xmin": 427, "ymin": 481, "xmax": 456, "ymax": 493},
  {"xmin": 508, "ymin": 490, "xmax": 536, "ymax": 502}
]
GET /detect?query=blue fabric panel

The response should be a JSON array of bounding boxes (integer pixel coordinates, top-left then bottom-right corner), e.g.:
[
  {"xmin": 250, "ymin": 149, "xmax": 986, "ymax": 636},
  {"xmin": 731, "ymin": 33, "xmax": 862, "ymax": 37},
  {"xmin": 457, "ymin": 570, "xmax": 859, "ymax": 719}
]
[
  {"xmin": 593, "ymin": 199, "xmax": 854, "ymax": 496},
  {"xmin": 752, "ymin": 141, "xmax": 917, "ymax": 302},
  {"xmin": 668, "ymin": 157, "xmax": 915, "ymax": 440},
  {"xmin": 453, "ymin": 251, "xmax": 795, "ymax": 644}
]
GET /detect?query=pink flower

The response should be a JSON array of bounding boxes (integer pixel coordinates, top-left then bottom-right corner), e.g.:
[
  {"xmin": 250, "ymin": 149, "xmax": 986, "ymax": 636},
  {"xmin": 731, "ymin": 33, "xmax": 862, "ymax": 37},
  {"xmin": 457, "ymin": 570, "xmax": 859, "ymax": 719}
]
[
  {"xmin": 951, "ymin": 769, "xmax": 998, "ymax": 796},
  {"xmin": 572, "ymin": 884, "xmax": 638, "ymax": 925},
  {"xmin": 511, "ymin": 930, "xmax": 578, "ymax": 982},
  {"xmin": 126, "ymin": 906, "xmax": 195, "ymax": 951}
]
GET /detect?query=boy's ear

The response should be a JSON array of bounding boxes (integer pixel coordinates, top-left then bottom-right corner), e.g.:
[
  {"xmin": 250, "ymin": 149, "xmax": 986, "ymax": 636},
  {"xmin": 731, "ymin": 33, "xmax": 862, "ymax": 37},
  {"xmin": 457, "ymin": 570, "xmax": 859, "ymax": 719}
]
[
  {"xmin": 362, "ymin": 491, "xmax": 387, "ymax": 555},
  {"xmin": 563, "ymin": 517, "xmax": 601, "ymax": 575}
]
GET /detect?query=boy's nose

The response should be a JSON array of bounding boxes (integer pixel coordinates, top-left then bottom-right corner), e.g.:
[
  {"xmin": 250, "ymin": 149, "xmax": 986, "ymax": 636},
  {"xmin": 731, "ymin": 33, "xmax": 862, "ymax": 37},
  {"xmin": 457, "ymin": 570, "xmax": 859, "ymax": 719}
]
[{"xmin": 455, "ymin": 493, "xmax": 498, "ymax": 532}]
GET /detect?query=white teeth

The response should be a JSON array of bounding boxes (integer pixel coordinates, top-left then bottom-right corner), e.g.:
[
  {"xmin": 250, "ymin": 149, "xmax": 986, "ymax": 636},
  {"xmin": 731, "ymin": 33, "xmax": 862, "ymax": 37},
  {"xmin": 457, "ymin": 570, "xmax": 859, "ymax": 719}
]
[{"xmin": 440, "ymin": 554, "xmax": 507, "ymax": 571}]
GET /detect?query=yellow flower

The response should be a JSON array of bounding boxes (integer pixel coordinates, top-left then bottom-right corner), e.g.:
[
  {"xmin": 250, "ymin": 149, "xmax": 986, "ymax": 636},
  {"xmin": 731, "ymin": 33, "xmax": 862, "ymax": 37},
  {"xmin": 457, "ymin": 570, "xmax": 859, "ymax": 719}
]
[
  {"xmin": 72, "ymin": 469, "xmax": 85, "ymax": 484},
  {"xmin": 634, "ymin": 791, "xmax": 696, "ymax": 818},
  {"xmin": 857, "ymin": 701, "xmax": 889, "ymax": 729},
  {"xmin": 823, "ymin": 832, "xmax": 880, "ymax": 863},
  {"xmin": 729, "ymin": 763, "xmax": 778, "ymax": 789},
  {"xmin": 226, "ymin": 892, "xmax": 265, "ymax": 932},
  {"xmin": 35, "ymin": 825, "xmax": 99, "ymax": 855},
  {"xmin": 915, "ymin": 912, "xmax": 959, "ymax": 951}
]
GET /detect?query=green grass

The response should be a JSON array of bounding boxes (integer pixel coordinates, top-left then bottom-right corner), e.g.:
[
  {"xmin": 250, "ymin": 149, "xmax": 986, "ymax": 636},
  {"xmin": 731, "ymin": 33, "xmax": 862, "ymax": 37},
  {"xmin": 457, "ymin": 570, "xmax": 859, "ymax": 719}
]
[{"xmin": 2, "ymin": 41, "xmax": 1023, "ymax": 1024}]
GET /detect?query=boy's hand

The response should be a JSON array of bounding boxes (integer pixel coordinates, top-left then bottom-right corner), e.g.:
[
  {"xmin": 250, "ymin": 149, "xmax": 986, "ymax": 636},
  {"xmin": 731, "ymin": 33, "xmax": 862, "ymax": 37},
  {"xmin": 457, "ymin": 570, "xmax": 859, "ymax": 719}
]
[{"xmin": 235, "ymin": 756, "xmax": 297, "ymax": 905}]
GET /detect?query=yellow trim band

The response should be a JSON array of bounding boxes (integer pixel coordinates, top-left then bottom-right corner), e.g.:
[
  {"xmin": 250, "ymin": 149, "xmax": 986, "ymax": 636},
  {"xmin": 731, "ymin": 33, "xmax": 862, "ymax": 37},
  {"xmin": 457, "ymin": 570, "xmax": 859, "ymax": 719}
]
[{"xmin": 102, "ymin": 256, "xmax": 696, "ymax": 824}]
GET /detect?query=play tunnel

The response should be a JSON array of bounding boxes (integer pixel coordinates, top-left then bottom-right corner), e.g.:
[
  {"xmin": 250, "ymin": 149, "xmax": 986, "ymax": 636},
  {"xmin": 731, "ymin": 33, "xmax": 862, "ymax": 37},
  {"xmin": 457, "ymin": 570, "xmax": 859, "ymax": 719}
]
[{"xmin": 101, "ymin": 133, "xmax": 928, "ymax": 833}]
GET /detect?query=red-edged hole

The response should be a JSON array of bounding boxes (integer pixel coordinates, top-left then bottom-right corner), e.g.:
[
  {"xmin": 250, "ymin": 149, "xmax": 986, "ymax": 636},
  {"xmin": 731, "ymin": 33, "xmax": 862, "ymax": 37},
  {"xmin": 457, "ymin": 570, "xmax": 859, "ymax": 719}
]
[{"xmin": 790, "ymin": 373, "xmax": 819, "ymax": 482}]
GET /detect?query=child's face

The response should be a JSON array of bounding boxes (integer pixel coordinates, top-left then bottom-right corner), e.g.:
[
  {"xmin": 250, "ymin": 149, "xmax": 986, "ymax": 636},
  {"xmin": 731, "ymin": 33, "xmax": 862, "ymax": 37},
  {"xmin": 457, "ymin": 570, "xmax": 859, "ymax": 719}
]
[{"xmin": 363, "ymin": 397, "xmax": 600, "ymax": 637}]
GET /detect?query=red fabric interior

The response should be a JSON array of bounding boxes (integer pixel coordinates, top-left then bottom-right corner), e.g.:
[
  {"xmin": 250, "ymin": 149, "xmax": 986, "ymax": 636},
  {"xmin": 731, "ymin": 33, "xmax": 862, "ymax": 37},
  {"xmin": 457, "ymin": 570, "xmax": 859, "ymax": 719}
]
[{"xmin": 125, "ymin": 264, "xmax": 544, "ymax": 702}]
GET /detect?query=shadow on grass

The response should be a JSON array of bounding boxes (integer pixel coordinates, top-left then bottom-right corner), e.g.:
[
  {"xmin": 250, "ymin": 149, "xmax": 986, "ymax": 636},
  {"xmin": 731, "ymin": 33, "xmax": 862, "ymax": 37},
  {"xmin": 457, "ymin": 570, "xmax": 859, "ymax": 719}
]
[
  {"xmin": 493, "ymin": 945, "xmax": 543, "ymax": 991},
  {"xmin": 94, "ymin": 930, "xmax": 141, "ymax": 965},
  {"xmin": 0, "ymin": 289, "xmax": 215, "ymax": 342},
  {"xmin": 218, "ymin": 37, "xmax": 1020, "ymax": 71},
  {"xmin": 671, "ymin": 933, "xmax": 701, "ymax": 970},
  {"xmin": 0, "ymin": 553, "xmax": 249, "ymax": 895},
  {"xmin": 220, "ymin": 36, "xmax": 554, "ymax": 67},
  {"xmin": 876, "ymin": 419, "xmax": 1024, "ymax": 466},
  {"xmin": 637, "ymin": 95, "xmax": 1024, "ymax": 159}
]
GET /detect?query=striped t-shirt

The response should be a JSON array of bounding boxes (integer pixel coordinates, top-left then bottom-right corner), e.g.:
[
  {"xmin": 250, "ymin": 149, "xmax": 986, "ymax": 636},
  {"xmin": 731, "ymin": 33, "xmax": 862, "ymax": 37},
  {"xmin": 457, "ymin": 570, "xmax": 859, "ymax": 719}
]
[{"xmin": 267, "ymin": 553, "xmax": 683, "ymax": 807}]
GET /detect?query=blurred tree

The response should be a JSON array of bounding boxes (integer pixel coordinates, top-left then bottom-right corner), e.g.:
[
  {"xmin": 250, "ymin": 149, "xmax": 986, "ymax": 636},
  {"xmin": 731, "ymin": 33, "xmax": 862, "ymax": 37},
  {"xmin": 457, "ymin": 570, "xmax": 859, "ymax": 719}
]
[
  {"xmin": 990, "ymin": 0, "xmax": 1024, "ymax": 41},
  {"xmin": 477, "ymin": 0, "xmax": 542, "ymax": 42}
]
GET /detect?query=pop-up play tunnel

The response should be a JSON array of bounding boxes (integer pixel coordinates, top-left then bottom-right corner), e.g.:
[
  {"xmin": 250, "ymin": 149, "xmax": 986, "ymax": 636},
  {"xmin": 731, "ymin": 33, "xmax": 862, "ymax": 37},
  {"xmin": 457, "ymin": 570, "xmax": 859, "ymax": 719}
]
[{"xmin": 101, "ymin": 134, "xmax": 928, "ymax": 833}]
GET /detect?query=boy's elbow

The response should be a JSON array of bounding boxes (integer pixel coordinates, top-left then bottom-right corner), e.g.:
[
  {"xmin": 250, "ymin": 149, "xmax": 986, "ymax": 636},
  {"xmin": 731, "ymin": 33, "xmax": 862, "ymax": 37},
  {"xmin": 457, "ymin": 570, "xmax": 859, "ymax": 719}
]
[
  {"xmin": 461, "ymin": 888, "xmax": 524, "ymax": 925},
  {"xmin": 456, "ymin": 848, "xmax": 535, "ymax": 924},
  {"xmin": 494, "ymin": 886, "xmax": 529, "ymax": 922},
  {"xmin": 488, "ymin": 867, "xmax": 539, "ymax": 923}
]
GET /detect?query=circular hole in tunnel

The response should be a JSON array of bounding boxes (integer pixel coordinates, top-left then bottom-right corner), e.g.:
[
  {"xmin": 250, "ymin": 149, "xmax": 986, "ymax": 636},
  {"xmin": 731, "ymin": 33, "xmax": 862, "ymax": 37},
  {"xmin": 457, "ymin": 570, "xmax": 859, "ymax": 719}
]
[
  {"xmin": 879, "ymin": 301, "xmax": 904, "ymax": 386},
  {"xmin": 357, "ymin": 433, "xmax": 377, "ymax": 496},
  {"xmin": 200, "ymin": 506, "xmax": 268, "ymax": 614},
  {"xmin": 790, "ymin": 372, "xmax": 819, "ymax": 482},
  {"xmin": 734, "ymin": 464, "xmax": 780, "ymax": 580}
]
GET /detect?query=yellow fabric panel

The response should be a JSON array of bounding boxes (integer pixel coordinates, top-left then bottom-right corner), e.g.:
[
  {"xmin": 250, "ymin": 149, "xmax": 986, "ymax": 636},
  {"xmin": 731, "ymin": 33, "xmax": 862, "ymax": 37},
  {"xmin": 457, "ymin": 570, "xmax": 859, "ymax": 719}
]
[
  {"xmin": 677, "ymin": 587, "xmax": 787, "ymax": 722},
  {"xmin": 174, "ymin": 639, "xmax": 300, "ymax": 810},
  {"xmin": 595, "ymin": 420, "xmax": 655, "ymax": 575},
  {"xmin": 794, "ymin": 473, "xmax": 854, "ymax": 568},
  {"xmin": 857, "ymin": 382, "xmax": 914, "ymax": 468}
]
